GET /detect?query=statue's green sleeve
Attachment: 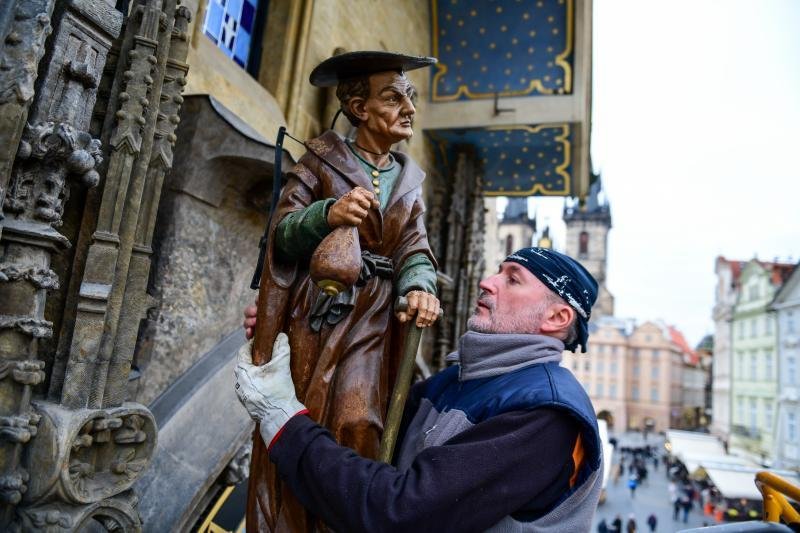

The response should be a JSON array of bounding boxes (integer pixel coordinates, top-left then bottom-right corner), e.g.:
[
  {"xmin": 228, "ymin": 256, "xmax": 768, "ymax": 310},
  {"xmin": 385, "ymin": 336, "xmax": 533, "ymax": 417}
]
[
  {"xmin": 274, "ymin": 199, "xmax": 336, "ymax": 261},
  {"xmin": 396, "ymin": 253, "xmax": 438, "ymax": 296}
]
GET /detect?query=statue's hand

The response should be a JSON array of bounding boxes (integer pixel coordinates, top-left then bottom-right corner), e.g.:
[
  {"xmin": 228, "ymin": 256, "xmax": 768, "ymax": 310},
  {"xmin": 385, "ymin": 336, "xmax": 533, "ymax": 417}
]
[
  {"xmin": 396, "ymin": 290, "xmax": 441, "ymax": 328},
  {"xmin": 234, "ymin": 333, "xmax": 307, "ymax": 449},
  {"xmin": 327, "ymin": 186, "xmax": 379, "ymax": 227}
]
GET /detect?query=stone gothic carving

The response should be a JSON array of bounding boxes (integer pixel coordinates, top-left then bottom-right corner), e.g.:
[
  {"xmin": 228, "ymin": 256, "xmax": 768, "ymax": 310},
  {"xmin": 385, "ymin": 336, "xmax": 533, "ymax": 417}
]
[
  {"xmin": 429, "ymin": 150, "xmax": 486, "ymax": 369},
  {"xmin": 0, "ymin": 0, "xmax": 189, "ymax": 528},
  {"xmin": 0, "ymin": 0, "xmax": 55, "ymax": 226}
]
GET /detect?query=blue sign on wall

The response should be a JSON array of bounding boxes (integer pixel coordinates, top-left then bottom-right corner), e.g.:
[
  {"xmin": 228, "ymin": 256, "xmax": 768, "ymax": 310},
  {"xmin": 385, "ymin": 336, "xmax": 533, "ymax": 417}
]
[{"xmin": 431, "ymin": 0, "xmax": 574, "ymax": 101}]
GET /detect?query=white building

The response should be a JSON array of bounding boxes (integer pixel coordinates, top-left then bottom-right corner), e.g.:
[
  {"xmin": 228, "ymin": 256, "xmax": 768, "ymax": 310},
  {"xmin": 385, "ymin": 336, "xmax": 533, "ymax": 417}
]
[
  {"xmin": 711, "ymin": 257, "xmax": 744, "ymax": 445},
  {"xmin": 771, "ymin": 263, "xmax": 800, "ymax": 469}
]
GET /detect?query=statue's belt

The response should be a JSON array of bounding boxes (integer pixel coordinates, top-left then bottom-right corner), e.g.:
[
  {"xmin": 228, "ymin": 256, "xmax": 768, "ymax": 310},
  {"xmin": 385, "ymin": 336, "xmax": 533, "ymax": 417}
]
[{"xmin": 309, "ymin": 251, "xmax": 393, "ymax": 331}]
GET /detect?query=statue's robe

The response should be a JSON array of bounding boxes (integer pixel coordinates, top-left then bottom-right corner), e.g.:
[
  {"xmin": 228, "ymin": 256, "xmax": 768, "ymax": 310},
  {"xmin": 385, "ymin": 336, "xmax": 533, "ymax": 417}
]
[{"xmin": 247, "ymin": 130, "xmax": 435, "ymax": 532}]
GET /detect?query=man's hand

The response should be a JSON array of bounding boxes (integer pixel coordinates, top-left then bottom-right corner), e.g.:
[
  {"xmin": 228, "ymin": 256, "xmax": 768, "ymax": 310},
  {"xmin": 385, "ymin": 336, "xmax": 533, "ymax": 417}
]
[
  {"xmin": 396, "ymin": 290, "xmax": 441, "ymax": 328},
  {"xmin": 234, "ymin": 333, "xmax": 307, "ymax": 448},
  {"xmin": 243, "ymin": 299, "xmax": 257, "ymax": 340},
  {"xmin": 327, "ymin": 187, "xmax": 379, "ymax": 227}
]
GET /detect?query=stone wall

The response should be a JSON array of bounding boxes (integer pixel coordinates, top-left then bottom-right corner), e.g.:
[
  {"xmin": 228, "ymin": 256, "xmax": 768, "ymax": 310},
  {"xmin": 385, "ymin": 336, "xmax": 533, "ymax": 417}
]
[{"xmin": 134, "ymin": 95, "xmax": 282, "ymax": 406}]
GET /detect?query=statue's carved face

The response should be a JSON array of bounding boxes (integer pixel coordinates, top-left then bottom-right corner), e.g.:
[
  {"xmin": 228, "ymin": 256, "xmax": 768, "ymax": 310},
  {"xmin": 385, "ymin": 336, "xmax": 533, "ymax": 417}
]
[{"xmin": 349, "ymin": 71, "xmax": 416, "ymax": 145}]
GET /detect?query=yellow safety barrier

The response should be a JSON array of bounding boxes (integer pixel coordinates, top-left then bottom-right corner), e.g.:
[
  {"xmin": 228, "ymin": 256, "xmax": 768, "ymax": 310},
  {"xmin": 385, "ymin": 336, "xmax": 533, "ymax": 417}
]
[{"xmin": 755, "ymin": 471, "xmax": 800, "ymax": 528}]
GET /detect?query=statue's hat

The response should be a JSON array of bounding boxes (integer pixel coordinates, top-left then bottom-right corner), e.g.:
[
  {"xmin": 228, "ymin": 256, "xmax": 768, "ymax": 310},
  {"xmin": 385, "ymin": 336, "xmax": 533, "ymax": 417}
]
[{"xmin": 309, "ymin": 51, "xmax": 437, "ymax": 87}]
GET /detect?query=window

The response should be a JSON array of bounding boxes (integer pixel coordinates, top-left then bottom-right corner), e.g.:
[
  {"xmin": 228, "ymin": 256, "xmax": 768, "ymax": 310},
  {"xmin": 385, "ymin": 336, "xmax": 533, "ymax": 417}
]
[
  {"xmin": 505, "ymin": 234, "xmax": 514, "ymax": 256},
  {"xmin": 572, "ymin": 360, "xmax": 578, "ymax": 371},
  {"xmin": 750, "ymin": 318, "xmax": 757, "ymax": 338},
  {"xmin": 650, "ymin": 387, "xmax": 659, "ymax": 402},
  {"xmin": 750, "ymin": 352, "xmax": 758, "ymax": 380},
  {"xmin": 584, "ymin": 361, "xmax": 590, "ymax": 371},
  {"xmin": 789, "ymin": 356, "xmax": 797, "ymax": 386},
  {"xmin": 788, "ymin": 311, "xmax": 796, "ymax": 334},
  {"xmin": 652, "ymin": 349, "xmax": 660, "ymax": 360},
  {"xmin": 749, "ymin": 284, "xmax": 759, "ymax": 301},
  {"xmin": 610, "ymin": 361, "xmax": 618, "ymax": 374},
  {"xmin": 765, "ymin": 316, "xmax": 773, "ymax": 335},
  {"xmin": 579, "ymin": 231, "xmax": 589, "ymax": 257},
  {"xmin": 596, "ymin": 360, "xmax": 604, "ymax": 373},
  {"xmin": 789, "ymin": 413, "xmax": 798, "ymax": 442},
  {"xmin": 203, "ymin": 0, "xmax": 268, "ymax": 76},
  {"xmin": 651, "ymin": 366, "xmax": 659, "ymax": 379},
  {"xmin": 737, "ymin": 396, "xmax": 744, "ymax": 422},
  {"xmin": 632, "ymin": 385, "xmax": 640, "ymax": 400},
  {"xmin": 737, "ymin": 321, "xmax": 744, "ymax": 340},
  {"xmin": 596, "ymin": 383, "xmax": 604, "ymax": 397},
  {"xmin": 737, "ymin": 352, "xmax": 745, "ymax": 378},
  {"xmin": 765, "ymin": 402, "xmax": 773, "ymax": 430},
  {"xmin": 749, "ymin": 398, "xmax": 757, "ymax": 434},
  {"xmin": 633, "ymin": 364, "xmax": 640, "ymax": 377},
  {"xmin": 609, "ymin": 383, "xmax": 617, "ymax": 398},
  {"xmin": 765, "ymin": 351, "xmax": 773, "ymax": 380},
  {"xmin": 632, "ymin": 349, "xmax": 640, "ymax": 359}
]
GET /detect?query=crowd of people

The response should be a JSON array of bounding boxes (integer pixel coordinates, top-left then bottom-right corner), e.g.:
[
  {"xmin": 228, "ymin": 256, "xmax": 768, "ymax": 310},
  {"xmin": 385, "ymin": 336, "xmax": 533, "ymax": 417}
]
[{"xmin": 597, "ymin": 439, "xmax": 766, "ymax": 532}]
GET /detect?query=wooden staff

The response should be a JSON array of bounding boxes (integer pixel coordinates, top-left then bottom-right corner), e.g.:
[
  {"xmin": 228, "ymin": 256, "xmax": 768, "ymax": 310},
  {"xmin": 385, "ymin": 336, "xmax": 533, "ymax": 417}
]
[{"xmin": 378, "ymin": 296, "xmax": 442, "ymax": 463}]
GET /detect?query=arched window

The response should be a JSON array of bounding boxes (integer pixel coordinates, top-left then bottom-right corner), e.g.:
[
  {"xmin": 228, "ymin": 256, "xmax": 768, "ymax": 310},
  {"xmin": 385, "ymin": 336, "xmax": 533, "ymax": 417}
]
[
  {"xmin": 505, "ymin": 234, "xmax": 514, "ymax": 256},
  {"xmin": 579, "ymin": 231, "xmax": 589, "ymax": 257}
]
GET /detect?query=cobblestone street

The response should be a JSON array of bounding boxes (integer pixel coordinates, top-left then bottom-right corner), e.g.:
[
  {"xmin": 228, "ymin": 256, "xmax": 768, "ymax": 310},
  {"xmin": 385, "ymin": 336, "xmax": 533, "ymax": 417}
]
[{"xmin": 592, "ymin": 437, "xmax": 723, "ymax": 532}]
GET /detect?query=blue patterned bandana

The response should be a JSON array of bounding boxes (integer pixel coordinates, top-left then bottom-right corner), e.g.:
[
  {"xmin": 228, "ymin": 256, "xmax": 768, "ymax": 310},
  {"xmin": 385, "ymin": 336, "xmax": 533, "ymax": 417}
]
[{"xmin": 504, "ymin": 247, "xmax": 598, "ymax": 353}]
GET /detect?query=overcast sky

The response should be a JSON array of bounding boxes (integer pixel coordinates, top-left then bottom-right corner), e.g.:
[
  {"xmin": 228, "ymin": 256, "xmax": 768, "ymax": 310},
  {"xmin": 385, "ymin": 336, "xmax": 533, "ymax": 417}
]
[{"xmin": 517, "ymin": 0, "xmax": 800, "ymax": 346}]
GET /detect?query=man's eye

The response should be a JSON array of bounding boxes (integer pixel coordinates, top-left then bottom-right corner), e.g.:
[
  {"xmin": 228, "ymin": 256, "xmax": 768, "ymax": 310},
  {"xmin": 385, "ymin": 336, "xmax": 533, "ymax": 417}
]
[{"xmin": 509, "ymin": 277, "xmax": 519, "ymax": 285}]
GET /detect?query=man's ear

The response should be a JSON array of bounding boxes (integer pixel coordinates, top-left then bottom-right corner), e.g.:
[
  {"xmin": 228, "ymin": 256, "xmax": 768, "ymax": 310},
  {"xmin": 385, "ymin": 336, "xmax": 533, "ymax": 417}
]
[
  {"xmin": 539, "ymin": 304, "xmax": 574, "ymax": 338},
  {"xmin": 347, "ymin": 97, "xmax": 368, "ymax": 123}
]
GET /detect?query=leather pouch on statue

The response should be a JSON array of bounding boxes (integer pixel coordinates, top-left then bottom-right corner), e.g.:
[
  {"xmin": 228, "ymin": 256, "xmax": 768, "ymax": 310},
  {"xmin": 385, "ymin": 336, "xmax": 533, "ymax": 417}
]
[{"xmin": 310, "ymin": 225, "xmax": 362, "ymax": 296}]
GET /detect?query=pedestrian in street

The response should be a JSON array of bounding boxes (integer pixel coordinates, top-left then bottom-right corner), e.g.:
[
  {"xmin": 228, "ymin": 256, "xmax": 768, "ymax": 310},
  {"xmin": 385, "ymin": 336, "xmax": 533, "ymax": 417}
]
[
  {"xmin": 652, "ymin": 455, "xmax": 659, "ymax": 470},
  {"xmin": 628, "ymin": 473, "xmax": 638, "ymax": 498},
  {"xmin": 647, "ymin": 513, "xmax": 657, "ymax": 532},
  {"xmin": 598, "ymin": 517, "xmax": 609, "ymax": 533},
  {"xmin": 680, "ymin": 492, "xmax": 693, "ymax": 523},
  {"xmin": 612, "ymin": 514, "xmax": 623, "ymax": 533},
  {"xmin": 626, "ymin": 513, "xmax": 638, "ymax": 533}
]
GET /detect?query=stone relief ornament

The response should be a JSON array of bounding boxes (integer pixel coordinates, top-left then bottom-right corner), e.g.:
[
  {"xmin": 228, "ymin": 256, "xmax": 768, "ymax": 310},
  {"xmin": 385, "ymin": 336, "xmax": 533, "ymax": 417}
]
[
  {"xmin": 5, "ymin": 121, "xmax": 102, "ymax": 225},
  {"xmin": 23, "ymin": 403, "xmax": 156, "ymax": 506}
]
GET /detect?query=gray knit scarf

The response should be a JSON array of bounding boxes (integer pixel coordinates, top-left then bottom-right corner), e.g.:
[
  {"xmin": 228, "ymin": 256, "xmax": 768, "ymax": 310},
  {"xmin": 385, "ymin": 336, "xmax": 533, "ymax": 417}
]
[{"xmin": 446, "ymin": 331, "xmax": 565, "ymax": 381}]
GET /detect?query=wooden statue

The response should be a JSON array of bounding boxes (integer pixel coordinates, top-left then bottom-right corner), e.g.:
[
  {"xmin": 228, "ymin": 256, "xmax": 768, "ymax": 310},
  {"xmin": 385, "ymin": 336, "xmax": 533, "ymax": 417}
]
[{"xmin": 248, "ymin": 51, "xmax": 441, "ymax": 532}]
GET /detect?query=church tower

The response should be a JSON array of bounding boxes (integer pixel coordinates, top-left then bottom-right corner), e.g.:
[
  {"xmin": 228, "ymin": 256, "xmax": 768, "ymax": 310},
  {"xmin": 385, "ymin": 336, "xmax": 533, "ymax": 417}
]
[
  {"xmin": 495, "ymin": 197, "xmax": 537, "ymax": 264},
  {"xmin": 563, "ymin": 175, "xmax": 614, "ymax": 318}
]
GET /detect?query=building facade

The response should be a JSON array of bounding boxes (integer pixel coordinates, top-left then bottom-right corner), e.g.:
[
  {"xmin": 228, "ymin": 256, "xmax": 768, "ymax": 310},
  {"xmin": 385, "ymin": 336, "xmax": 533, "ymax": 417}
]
[
  {"xmin": 711, "ymin": 257, "xmax": 744, "ymax": 444},
  {"xmin": 729, "ymin": 259, "xmax": 793, "ymax": 464},
  {"xmin": 771, "ymin": 263, "xmax": 800, "ymax": 469},
  {"xmin": 564, "ymin": 319, "xmax": 696, "ymax": 433}
]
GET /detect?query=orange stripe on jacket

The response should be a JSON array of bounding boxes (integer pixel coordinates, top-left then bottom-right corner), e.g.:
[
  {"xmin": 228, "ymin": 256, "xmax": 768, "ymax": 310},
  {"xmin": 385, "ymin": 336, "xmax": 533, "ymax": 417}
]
[{"xmin": 569, "ymin": 433, "xmax": 584, "ymax": 487}]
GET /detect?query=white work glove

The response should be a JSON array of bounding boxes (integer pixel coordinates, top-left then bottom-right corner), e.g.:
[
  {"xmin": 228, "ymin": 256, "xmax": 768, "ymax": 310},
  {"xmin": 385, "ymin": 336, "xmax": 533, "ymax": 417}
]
[{"xmin": 234, "ymin": 333, "xmax": 307, "ymax": 449}]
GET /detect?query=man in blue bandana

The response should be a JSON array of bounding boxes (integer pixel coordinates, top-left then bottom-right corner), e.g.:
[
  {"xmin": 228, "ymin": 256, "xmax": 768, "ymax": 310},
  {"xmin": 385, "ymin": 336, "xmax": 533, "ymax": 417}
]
[{"xmin": 237, "ymin": 248, "xmax": 603, "ymax": 532}]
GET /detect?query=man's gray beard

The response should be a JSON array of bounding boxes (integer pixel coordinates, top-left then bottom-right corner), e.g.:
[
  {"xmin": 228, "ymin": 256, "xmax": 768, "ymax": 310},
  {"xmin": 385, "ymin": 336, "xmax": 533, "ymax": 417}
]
[{"xmin": 466, "ymin": 300, "xmax": 550, "ymax": 335}]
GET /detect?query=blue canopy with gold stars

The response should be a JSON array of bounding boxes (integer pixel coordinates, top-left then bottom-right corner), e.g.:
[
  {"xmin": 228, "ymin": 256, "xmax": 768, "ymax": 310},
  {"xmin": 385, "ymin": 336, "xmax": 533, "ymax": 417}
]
[
  {"xmin": 431, "ymin": 0, "xmax": 574, "ymax": 101},
  {"xmin": 428, "ymin": 124, "xmax": 574, "ymax": 196}
]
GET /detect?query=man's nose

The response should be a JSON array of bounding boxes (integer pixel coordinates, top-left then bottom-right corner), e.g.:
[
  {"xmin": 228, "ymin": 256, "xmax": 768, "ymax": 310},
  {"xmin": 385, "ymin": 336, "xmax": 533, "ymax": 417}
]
[{"xmin": 478, "ymin": 275, "xmax": 497, "ymax": 294}]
